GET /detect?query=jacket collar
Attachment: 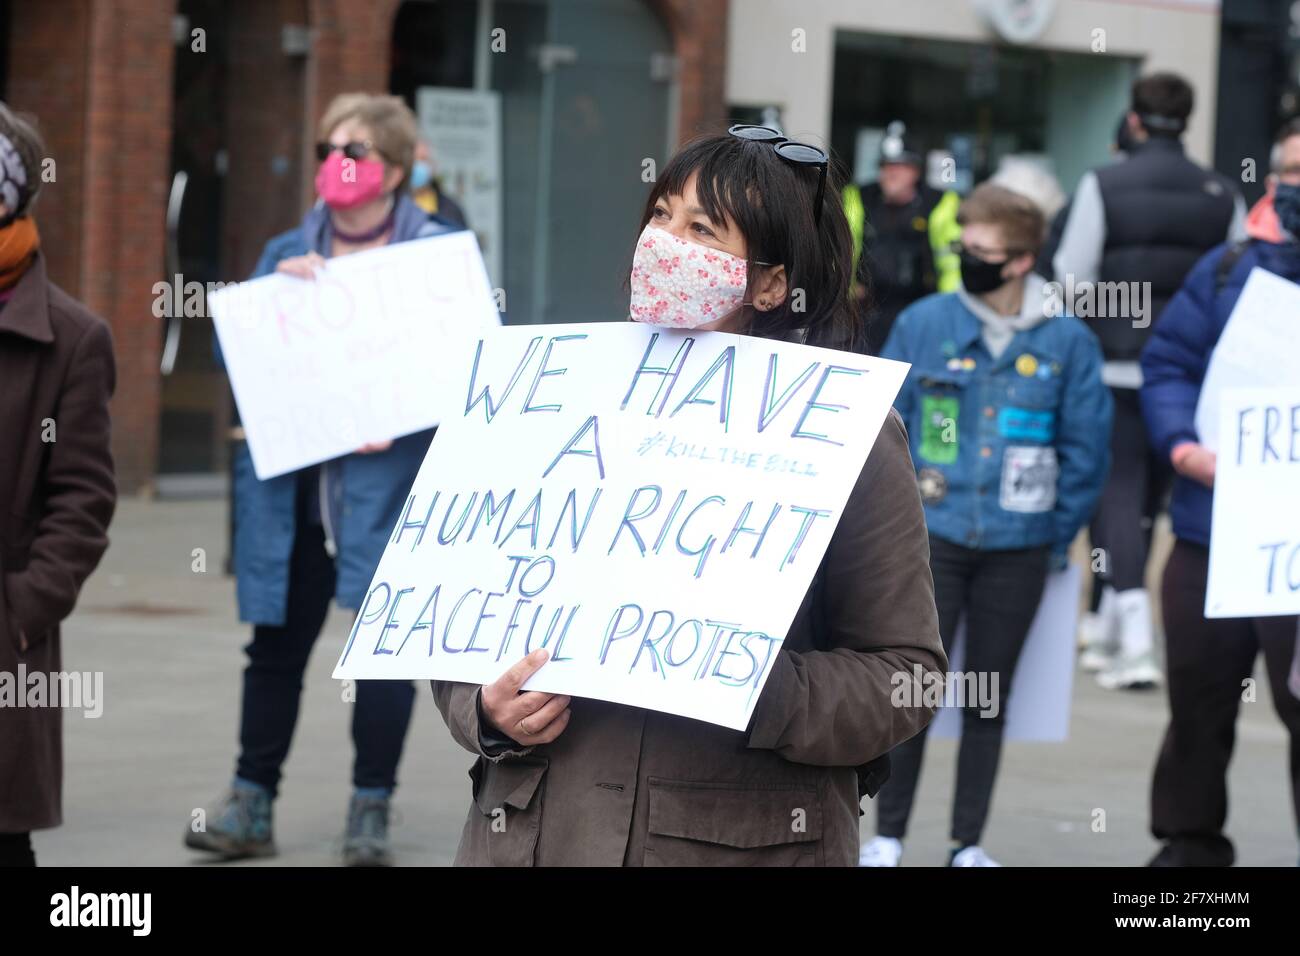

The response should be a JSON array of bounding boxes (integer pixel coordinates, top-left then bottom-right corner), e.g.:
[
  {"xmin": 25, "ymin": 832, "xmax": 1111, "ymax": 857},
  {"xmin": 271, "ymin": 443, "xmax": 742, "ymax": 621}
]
[
  {"xmin": 0, "ymin": 251, "xmax": 52, "ymax": 344},
  {"xmin": 949, "ymin": 277, "xmax": 1067, "ymax": 368},
  {"xmin": 1131, "ymin": 136, "xmax": 1185, "ymax": 158},
  {"xmin": 949, "ymin": 302, "xmax": 985, "ymax": 353},
  {"xmin": 300, "ymin": 193, "xmax": 435, "ymax": 256}
]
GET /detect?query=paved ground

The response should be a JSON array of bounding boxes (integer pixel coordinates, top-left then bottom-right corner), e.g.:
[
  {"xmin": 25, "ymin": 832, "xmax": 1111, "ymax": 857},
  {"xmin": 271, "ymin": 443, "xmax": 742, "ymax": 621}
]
[{"xmin": 31, "ymin": 498, "xmax": 1298, "ymax": 867}]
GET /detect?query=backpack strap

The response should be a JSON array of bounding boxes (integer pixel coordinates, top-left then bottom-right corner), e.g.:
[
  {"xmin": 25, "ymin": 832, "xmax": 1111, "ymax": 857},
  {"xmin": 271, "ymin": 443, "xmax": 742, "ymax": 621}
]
[{"xmin": 1214, "ymin": 239, "xmax": 1251, "ymax": 295}]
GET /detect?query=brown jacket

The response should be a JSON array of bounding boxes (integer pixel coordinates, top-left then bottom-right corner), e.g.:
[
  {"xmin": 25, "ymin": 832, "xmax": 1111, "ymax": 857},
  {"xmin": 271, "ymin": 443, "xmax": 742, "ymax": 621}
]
[
  {"xmin": 433, "ymin": 408, "xmax": 945, "ymax": 866},
  {"xmin": 0, "ymin": 253, "xmax": 117, "ymax": 833}
]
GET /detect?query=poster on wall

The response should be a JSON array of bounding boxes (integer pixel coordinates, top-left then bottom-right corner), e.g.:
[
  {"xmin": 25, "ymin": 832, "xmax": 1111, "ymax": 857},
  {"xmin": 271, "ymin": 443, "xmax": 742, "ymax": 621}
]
[{"xmin": 417, "ymin": 86, "xmax": 504, "ymax": 289}]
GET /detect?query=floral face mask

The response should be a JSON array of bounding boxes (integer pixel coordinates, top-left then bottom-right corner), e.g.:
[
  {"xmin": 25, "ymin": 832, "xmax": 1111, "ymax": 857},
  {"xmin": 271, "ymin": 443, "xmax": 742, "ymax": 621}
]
[{"xmin": 628, "ymin": 225, "xmax": 751, "ymax": 328}]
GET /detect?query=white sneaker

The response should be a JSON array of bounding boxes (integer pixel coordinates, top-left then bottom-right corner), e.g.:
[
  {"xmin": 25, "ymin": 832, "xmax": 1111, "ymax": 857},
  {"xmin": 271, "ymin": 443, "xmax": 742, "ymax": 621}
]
[
  {"xmin": 949, "ymin": 845, "xmax": 1002, "ymax": 867},
  {"xmin": 1078, "ymin": 586, "xmax": 1119, "ymax": 672},
  {"xmin": 1078, "ymin": 614, "xmax": 1118, "ymax": 672},
  {"xmin": 1096, "ymin": 651, "xmax": 1163, "ymax": 690},
  {"xmin": 859, "ymin": 835, "xmax": 903, "ymax": 867},
  {"xmin": 1115, "ymin": 588, "xmax": 1156, "ymax": 659}
]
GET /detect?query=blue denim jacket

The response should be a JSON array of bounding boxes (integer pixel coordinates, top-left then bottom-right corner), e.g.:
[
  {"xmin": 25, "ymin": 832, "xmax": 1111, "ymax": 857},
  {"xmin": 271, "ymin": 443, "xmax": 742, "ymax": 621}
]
[
  {"xmin": 225, "ymin": 197, "xmax": 461, "ymax": 626},
  {"xmin": 880, "ymin": 290, "xmax": 1112, "ymax": 557}
]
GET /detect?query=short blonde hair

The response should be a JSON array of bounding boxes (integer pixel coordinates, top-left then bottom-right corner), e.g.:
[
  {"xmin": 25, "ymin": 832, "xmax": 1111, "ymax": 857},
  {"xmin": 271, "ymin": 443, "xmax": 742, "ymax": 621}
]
[
  {"xmin": 317, "ymin": 93, "xmax": 419, "ymax": 188},
  {"xmin": 957, "ymin": 182, "xmax": 1046, "ymax": 255}
]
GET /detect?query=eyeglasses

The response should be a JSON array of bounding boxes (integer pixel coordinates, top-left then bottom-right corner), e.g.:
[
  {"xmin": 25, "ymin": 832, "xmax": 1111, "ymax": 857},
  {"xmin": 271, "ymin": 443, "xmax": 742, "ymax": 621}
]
[
  {"xmin": 315, "ymin": 140, "xmax": 379, "ymax": 163},
  {"xmin": 728, "ymin": 124, "xmax": 829, "ymax": 226},
  {"xmin": 948, "ymin": 240, "xmax": 1026, "ymax": 262}
]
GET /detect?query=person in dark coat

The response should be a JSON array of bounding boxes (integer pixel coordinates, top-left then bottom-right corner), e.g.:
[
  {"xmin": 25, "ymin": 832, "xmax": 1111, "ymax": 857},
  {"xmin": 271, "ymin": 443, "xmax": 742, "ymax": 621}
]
[
  {"xmin": 1054, "ymin": 73, "xmax": 1245, "ymax": 690},
  {"xmin": 1138, "ymin": 118, "xmax": 1300, "ymax": 866},
  {"xmin": 0, "ymin": 103, "xmax": 117, "ymax": 867},
  {"xmin": 842, "ymin": 122, "xmax": 959, "ymax": 355},
  {"xmin": 432, "ymin": 129, "xmax": 947, "ymax": 866}
]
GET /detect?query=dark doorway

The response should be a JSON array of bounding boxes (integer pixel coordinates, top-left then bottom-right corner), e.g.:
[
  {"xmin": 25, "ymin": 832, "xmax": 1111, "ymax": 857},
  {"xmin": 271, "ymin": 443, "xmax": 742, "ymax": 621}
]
[
  {"xmin": 160, "ymin": 0, "xmax": 231, "ymax": 480},
  {"xmin": 161, "ymin": 0, "xmax": 310, "ymax": 488}
]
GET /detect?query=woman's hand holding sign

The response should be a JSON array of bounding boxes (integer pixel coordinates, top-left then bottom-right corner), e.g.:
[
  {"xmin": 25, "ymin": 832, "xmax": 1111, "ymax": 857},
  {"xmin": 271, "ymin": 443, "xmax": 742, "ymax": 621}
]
[
  {"xmin": 1172, "ymin": 441, "xmax": 1216, "ymax": 488},
  {"xmin": 275, "ymin": 251, "xmax": 328, "ymax": 280},
  {"xmin": 481, "ymin": 649, "xmax": 572, "ymax": 746},
  {"xmin": 274, "ymin": 252, "xmax": 394, "ymax": 458}
]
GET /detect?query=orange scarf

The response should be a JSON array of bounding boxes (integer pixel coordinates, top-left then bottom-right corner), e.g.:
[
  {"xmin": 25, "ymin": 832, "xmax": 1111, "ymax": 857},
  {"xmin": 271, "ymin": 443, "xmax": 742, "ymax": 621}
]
[{"xmin": 0, "ymin": 216, "xmax": 40, "ymax": 291}]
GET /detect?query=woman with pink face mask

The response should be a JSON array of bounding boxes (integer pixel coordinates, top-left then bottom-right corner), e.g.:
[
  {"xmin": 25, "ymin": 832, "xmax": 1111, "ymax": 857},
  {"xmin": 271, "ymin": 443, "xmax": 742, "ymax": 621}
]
[
  {"xmin": 190, "ymin": 94, "xmax": 463, "ymax": 868},
  {"xmin": 431, "ymin": 128, "xmax": 947, "ymax": 866}
]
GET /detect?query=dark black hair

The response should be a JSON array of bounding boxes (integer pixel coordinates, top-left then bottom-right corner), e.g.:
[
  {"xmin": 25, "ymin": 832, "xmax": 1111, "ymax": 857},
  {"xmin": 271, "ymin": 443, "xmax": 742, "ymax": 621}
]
[
  {"xmin": 1114, "ymin": 112, "xmax": 1137, "ymax": 154},
  {"xmin": 1131, "ymin": 73, "xmax": 1194, "ymax": 138},
  {"xmin": 636, "ymin": 132, "xmax": 864, "ymax": 352}
]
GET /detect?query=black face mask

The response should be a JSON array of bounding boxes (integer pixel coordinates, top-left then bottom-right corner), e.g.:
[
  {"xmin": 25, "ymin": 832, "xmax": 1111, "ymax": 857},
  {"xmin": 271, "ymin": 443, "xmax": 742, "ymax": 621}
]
[
  {"xmin": 959, "ymin": 251, "xmax": 1009, "ymax": 294},
  {"xmin": 1273, "ymin": 182, "xmax": 1300, "ymax": 238}
]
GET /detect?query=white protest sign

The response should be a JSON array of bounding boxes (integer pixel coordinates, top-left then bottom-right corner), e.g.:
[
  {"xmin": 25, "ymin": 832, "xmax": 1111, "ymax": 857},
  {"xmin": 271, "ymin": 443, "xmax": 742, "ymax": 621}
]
[
  {"xmin": 1195, "ymin": 268, "xmax": 1300, "ymax": 453},
  {"xmin": 930, "ymin": 565, "xmax": 1081, "ymax": 743},
  {"xmin": 210, "ymin": 231, "xmax": 501, "ymax": 480},
  {"xmin": 332, "ymin": 322, "xmax": 909, "ymax": 731},
  {"xmin": 1206, "ymin": 387, "xmax": 1300, "ymax": 618}
]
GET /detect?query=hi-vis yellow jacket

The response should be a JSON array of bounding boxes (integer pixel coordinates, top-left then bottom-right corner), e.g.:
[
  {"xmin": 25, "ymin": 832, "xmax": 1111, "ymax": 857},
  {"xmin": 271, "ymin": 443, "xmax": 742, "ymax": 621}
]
[{"xmin": 843, "ymin": 184, "xmax": 962, "ymax": 294}]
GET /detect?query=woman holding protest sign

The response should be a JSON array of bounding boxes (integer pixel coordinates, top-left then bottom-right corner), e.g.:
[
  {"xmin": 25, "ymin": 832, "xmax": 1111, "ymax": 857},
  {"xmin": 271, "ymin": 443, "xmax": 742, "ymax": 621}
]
[
  {"xmin": 1136, "ymin": 118, "xmax": 1300, "ymax": 867},
  {"xmin": 432, "ymin": 128, "xmax": 946, "ymax": 866},
  {"xmin": 187, "ymin": 93, "xmax": 463, "ymax": 867}
]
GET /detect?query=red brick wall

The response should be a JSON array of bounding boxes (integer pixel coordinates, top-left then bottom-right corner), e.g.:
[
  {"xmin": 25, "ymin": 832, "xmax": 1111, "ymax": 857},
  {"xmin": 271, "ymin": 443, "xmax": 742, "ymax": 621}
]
[
  {"xmin": 5, "ymin": 0, "xmax": 91, "ymax": 296},
  {"xmin": 81, "ymin": 1, "xmax": 175, "ymax": 493},
  {"xmin": 220, "ymin": 0, "xmax": 313, "ymax": 281},
  {"xmin": 7, "ymin": 0, "xmax": 175, "ymax": 494},
  {"xmin": 652, "ymin": 0, "xmax": 730, "ymax": 143}
]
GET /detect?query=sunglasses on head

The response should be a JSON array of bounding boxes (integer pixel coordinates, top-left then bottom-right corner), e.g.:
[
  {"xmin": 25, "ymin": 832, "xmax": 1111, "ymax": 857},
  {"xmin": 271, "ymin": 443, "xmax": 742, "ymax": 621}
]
[
  {"xmin": 728, "ymin": 124, "xmax": 830, "ymax": 226},
  {"xmin": 315, "ymin": 140, "xmax": 378, "ymax": 163}
]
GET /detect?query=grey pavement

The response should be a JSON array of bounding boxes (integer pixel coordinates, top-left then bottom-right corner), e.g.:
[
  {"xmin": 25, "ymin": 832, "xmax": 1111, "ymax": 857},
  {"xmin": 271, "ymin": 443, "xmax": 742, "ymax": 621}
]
[{"xmin": 32, "ymin": 498, "xmax": 1299, "ymax": 867}]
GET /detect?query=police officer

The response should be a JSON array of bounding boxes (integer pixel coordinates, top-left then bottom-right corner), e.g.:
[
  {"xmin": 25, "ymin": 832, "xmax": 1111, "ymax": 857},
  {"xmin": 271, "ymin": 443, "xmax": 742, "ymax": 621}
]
[{"xmin": 843, "ymin": 121, "xmax": 960, "ymax": 354}]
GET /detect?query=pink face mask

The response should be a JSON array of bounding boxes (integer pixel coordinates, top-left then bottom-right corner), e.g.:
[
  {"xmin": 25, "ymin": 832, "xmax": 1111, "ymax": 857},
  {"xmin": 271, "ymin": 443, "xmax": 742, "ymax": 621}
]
[
  {"xmin": 314, "ymin": 152, "xmax": 387, "ymax": 209},
  {"xmin": 629, "ymin": 225, "xmax": 750, "ymax": 328}
]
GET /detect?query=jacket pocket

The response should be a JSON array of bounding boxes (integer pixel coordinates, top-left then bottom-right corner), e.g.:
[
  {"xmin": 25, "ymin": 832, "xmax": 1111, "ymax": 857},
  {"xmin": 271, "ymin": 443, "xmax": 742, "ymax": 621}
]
[
  {"xmin": 643, "ymin": 777, "xmax": 822, "ymax": 867},
  {"xmin": 1, "ymin": 517, "xmax": 44, "ymax": 653},
  {"xmin": 457, "ymin": 755, "xmax": 548, "ymax": 867}
]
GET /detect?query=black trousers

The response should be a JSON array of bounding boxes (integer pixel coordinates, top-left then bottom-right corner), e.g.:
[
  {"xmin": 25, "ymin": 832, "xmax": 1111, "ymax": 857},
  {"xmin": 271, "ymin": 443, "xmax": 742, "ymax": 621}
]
[
  {"xmin": 0, "ymin": 832, "xmax": 34, "ymax": 867},
  {"xmin": 1090, "ymin": 387, "xmax": 1171, "ymax": 594},
  {"xmin": 235, "ymin": 521, "xmax": 416, "ymax": 797},
  {"xmin": 1151, "ymin": 539, "xmax": 1300, "ymax": 865},
  {"xmin": 877, "ymin": 536, "xmax": 1049, "ymax": 846}
]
